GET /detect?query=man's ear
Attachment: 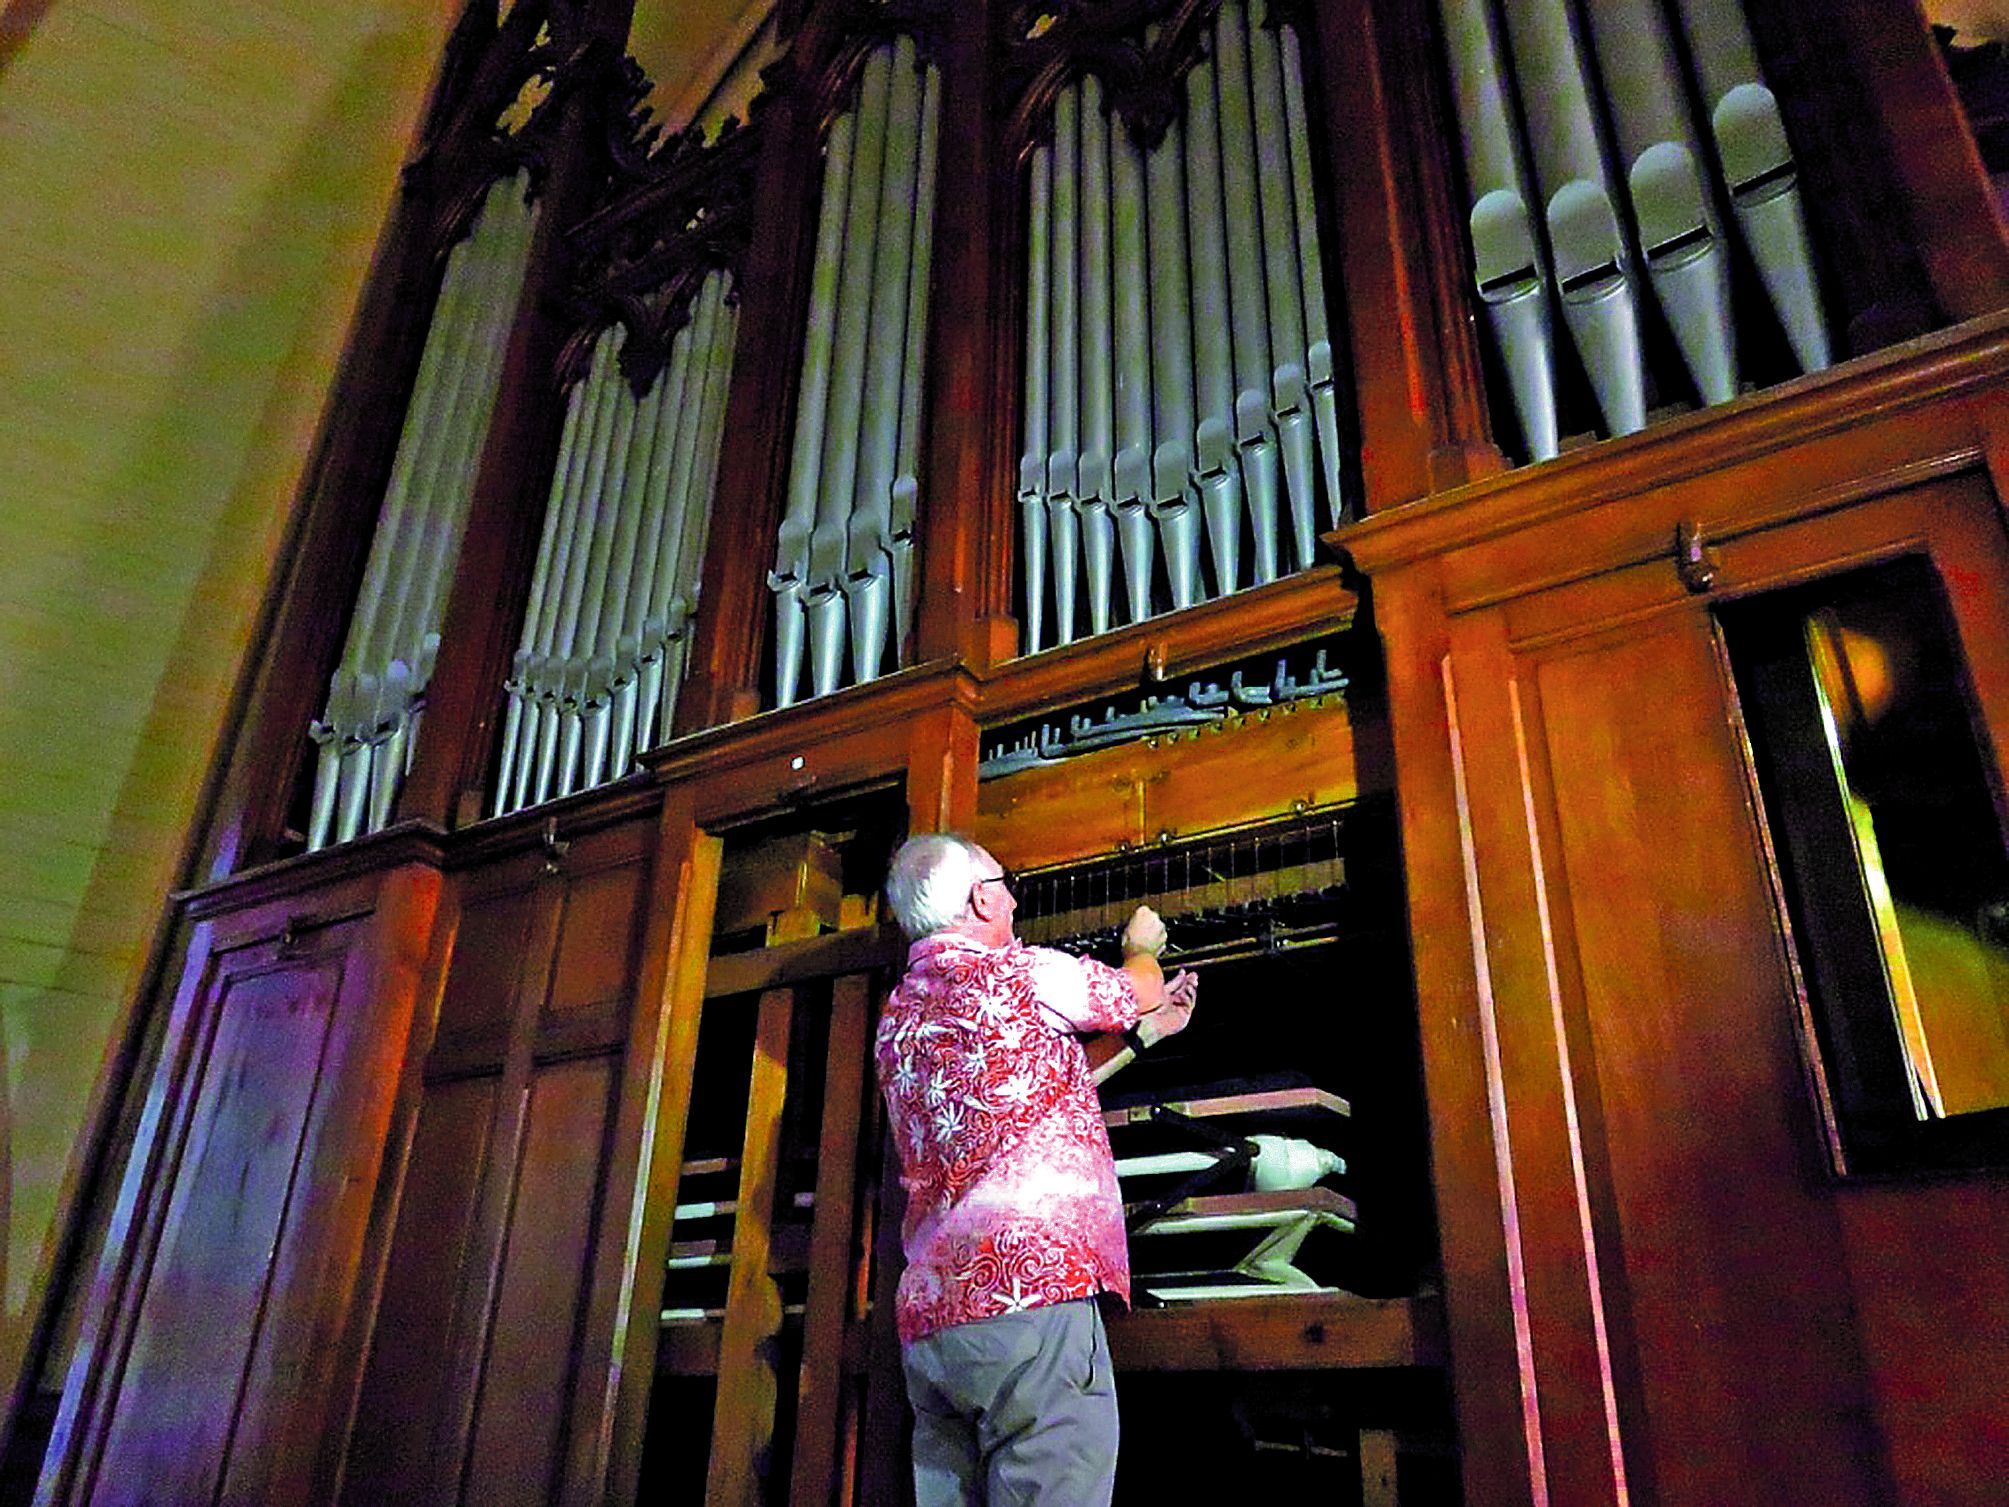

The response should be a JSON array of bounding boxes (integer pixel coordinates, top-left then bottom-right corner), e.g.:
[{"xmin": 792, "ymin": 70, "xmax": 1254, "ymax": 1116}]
[{"xmin": 965, "ymin": 880, "xmax": 997, "ymax": 924}]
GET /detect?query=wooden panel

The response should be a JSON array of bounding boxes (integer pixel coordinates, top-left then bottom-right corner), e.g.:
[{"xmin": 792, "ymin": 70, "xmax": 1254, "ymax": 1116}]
[
  {"xmin": 437, "ymin": 883, "xmax": 539, "ymax": 1043},
  {"xmin": 593, "ymin": 797, "xmax": 723, "ymax": 1507},
  {"xmin": 976, "ymin": 697, "xmax": 1368, "ymax": 870},
  {"xmin": 1834, "ymin": 1181, "xmax": 2009, "ymax": 1503},
  {"xmin": 340, "ymin": 1073, "xmax": 500, "ymax": 1507},
  {"xmin": 461, "ymin": 1054, "xmax": 617, "ymax": 1507},
  {"xmin": 1535, "ymin": 621, "xmax": 1881, "ymax": 1505},
  {"xmin": 548, "ymin": 861, "xmax": 646, "ymax": 1019},
  {"xmin": 85, "ymin": 936, "xmax": 352, "ymax": 1505},
  {"xmin": 1106, "ymin": 1293, "xmax": 1443, "ymax": 1373}
]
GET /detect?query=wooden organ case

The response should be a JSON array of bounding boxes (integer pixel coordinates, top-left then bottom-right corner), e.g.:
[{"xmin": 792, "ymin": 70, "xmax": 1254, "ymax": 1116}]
[{"xmin": 15, "ymin": 0, "xmax": 2009, "ymax": 1506}]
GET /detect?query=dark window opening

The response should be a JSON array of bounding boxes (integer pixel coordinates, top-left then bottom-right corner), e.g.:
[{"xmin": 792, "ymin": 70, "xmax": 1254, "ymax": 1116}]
[{"xmin": 1722, "ymin": 555, "xmax": 2009, "ymax": 1174}]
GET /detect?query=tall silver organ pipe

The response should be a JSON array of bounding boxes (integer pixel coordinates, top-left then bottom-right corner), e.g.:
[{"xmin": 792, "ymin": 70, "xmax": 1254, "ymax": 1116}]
[
  {"xmin": 308, "ymin": 171, "xmax": 538, "ymax": 851},
  {"xmin": 770, "ymin": 37, "xmax": 940, "ymax": 708},
  {"xmin": 1497, "ymin": 0, "xmax": 1649, "ymax": 439},
  {"xmin": 492, "ymin": 268, "xmax": 739, "ymax": 818},
  {"xmin": 1437, "ymin": 0, "xmax": 1560, "ymax": 460},
  {"xmin": 1436, "ymin": 0, "xmax": 1831, "ymax": 460},
  {"xmin": 1671, "ymin": 0, "xmax": 1829, "ymax": 374},
  {"xmin": 1018, "ymin": 0, "xmax": 1348, "ymax": 655}
]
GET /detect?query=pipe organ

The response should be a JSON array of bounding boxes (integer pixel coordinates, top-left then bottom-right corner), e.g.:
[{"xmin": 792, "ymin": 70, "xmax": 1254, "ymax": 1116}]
[
  {"xmin": 493, "ymin": 269, "xmax": 738, "ymax": 817},
  {"xmin": 35, "ymin": 2, "xmax": 2009, "ymax": 1506},
  {"xmin": 1018, "ymin": 0, "xmax": 1348, "ymax": 653},
  {"xmin": 1435, "ymin": 0, "xmax": 1828, "ymax": 459},
  {"xmin": 307, "ymin": 171, "xmax": 538, "ymax": 849},
  {"xmin": 769, "ymin": 35, "xmax": 941, "ymax": 708}
]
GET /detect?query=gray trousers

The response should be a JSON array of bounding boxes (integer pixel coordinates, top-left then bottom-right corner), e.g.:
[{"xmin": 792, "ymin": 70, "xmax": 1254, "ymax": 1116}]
[{"xmin": 900, "ymin": 1298, "xmax": 1119, "ymax": 1507}]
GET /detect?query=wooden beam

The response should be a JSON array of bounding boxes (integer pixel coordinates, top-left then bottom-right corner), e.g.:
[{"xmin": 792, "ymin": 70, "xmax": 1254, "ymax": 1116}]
[
  {"xmin": 596, "ymin": 794, "xmax": 722, "ymax": 1507},
  {"xmin": 704, "ymin": 926, "xmax": 906, "ymax": 1000},
  {"xmin": 1104, "ymin": 1292, "xmax": 1443, "ymax": 1373},
  {"xmin": 789, "ymin": 973, "xmax": 872, "ymax": 1506},
  {"xmin": 704, "ymin": 981, "xmax": 798, "ymax": 1506}
]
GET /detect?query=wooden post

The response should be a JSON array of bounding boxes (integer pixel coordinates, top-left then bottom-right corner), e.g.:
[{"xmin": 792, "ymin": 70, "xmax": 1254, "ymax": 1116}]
[
  {"xmin": 904, "ymin": 698, "xmax": 981, "ymax": 836},
  {"xmin": 705, "ymin": 981, "xmax": 801, "ymax": 1506},
  {"xmin": 1310, "ymin": 0, "xmax": 1504, "ymax": 513},
  {"xmin": 912, "ymin": 0, "xmax": 1018, "ymax": 670},
  {"xmin": 789, "ymin": 973, "xmax": 872, "ymax": 1506},
  {"xmin": 571, "ymin": 789, "xmax": 723, "ymax": 1507}
]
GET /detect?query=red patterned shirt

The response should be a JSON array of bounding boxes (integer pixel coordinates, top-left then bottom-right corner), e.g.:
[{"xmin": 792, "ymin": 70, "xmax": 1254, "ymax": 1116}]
[{"xmin": 877, "ymin": 934, "xmax": 1142, "ymax": 1345}]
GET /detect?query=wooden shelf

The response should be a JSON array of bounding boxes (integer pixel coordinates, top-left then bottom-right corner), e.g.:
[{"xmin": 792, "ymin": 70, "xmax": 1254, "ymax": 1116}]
[{"xmin": 1106, "ymin": 1290, "xmax": 1445, "ymax": 1374}]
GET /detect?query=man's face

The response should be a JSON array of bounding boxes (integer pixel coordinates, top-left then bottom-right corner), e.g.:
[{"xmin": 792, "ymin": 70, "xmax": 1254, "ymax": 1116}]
[{"xmin": 967, "ymin": 846, "xmax": 1017, "ymax": 946}]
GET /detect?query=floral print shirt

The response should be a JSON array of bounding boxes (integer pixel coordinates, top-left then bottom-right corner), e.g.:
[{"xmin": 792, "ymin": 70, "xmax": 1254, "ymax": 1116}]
[{"xmin": 877, "ymin": 933, "xmax": 1142, "ymax": 1345}]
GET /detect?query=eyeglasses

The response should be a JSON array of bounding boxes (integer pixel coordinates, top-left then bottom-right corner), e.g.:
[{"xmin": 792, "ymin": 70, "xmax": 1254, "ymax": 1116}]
[{"xmin": 972, "ymin": 868, "xmax": 1016, "ymax": 899}]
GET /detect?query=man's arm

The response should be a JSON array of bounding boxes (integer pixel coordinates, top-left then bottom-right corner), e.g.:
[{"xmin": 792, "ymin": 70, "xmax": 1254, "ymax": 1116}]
[{"xmin": 1085, "ymin": 905, "xmax": 1198, "ymax": 1084}]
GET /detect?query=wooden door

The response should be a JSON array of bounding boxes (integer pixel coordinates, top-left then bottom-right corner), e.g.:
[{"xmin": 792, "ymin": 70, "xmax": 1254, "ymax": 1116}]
[
  {"xmin": 342, "ymin": 816, "xmax": 653, "ymax": 1507},
  {"xmin": 1380, "ymin": 471, "xmax": 2009, "ymax": 1506},
  {"xmin": 40, "ymin": 859, "xmax": 444, "ymax": 1507}
]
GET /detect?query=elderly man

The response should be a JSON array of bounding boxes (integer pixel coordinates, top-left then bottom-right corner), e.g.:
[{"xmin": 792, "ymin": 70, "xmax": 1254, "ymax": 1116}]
[{"xmin": 876, "ymin": 832, "xmax": 1199, "ymax": 1506}]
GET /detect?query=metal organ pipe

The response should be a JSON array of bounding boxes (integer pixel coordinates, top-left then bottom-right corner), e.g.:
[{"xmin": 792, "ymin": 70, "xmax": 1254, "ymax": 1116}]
[
  {"xmin": 492, "ymin": 268, "xmax": 738, "ymax": 820},
  {"xmin": 771, "ymin": 39, "xmax": 940, "ymax": 707},
  {"xmin": 1048, "ymin": 85, "xmax": 1083, "ymax": 646},
  {"xmin": 891, "ymin": 64, "xmax": 940, "ymax": 655},
  {"xmin": 1215, "ymin": 0, "xmax": 1280, "ymax": 594},
  {"xmin": 1278, "ymin": 21, "xmax": 1348, "ymax": 528},
  {"xmin": 811, "ymin": 44, "xmax": 891, "ymax": 701},
  {"xmin": 1185, "ymin": 37, "xmax": 1242, "ymax": 603},
  {"xmin": 670, "ymin": 275, "xmax": 737, "ymax": 736},
  {"xmin": 1497, "ymin": 0, "xmax": 1649, "ymax": 439},
  {"xmin": 1020, "ymin": 143, "xmax": 1053, "ymax": 654},
  {"xmin": 1581, "ymin": 0, "xmax": 1738, "ymax": 407},
  {"xmin": 1017, "ymin": 2, "xmax": 1346, "ymax": 654},
  {"xmin": 1250, "ymin": 6, "xmax": 1316, "ymax": 573},
  {"xmin": 1437, "ymin": 0, "xmax": 1560, "ymax": 459},
  {"xmin": 1077, "ymin": 75, "xmax": 1117, "ymax": 639},
  {"xmin": 309, "ymin": 171, "xmax": 537, "ymax": 850},
  {"xmin": 1436, "ymin": 0, "xmax": 1832, "ymax": 461},
  {"xmin": 849, "ymin": 36, "xmax": 925, "ymax": 686},
  {"xmin": 1672, "ymin": 0, "xmax": 1830, "ymax": 374},
  {"xmin": 1109, "ymin": 113, "xmax": 1157, "ymax": 626},
  {"xmin": 1144, "ymin": 106, "xmax": 1201, "ymax": 614},
  {"xmin": 773, "ymin": 111, "xmax": 854, "ymax": 709}
]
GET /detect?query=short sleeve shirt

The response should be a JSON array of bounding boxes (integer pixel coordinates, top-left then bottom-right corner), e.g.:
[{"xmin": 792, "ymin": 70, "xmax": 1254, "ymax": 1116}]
[{"xmin": 876, "ymin": 934, "xmax": 1142, "ymax": 1345}]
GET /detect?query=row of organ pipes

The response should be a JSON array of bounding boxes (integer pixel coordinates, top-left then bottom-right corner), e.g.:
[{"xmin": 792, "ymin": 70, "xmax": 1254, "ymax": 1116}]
[
  {"xmin": 493, "ymin": 270, "xmax": 738, "ymax": 818},
  {"xmin": 769, "ymin": 35, "xmax": 941, "ymax": 708},
  {"xmin": 1019, "ymin": 0, "xmax": 1347, "ymax": 653},
  {"xmin": 300, "ymin": 1, "xmax": 1851, "ymax": 845},
  {"xmin": 1438, "ymin": 0, "xmax": 1829, "ymax": 459},
  {"xmin": 309, "ymin": 172, "xmax": 537, "ymax": 850}
]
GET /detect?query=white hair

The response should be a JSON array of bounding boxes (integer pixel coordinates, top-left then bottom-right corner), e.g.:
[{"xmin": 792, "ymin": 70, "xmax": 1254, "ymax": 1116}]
[{"xmin": 885, "ymin": 833, "xmax": 988, "ymax": 939}]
